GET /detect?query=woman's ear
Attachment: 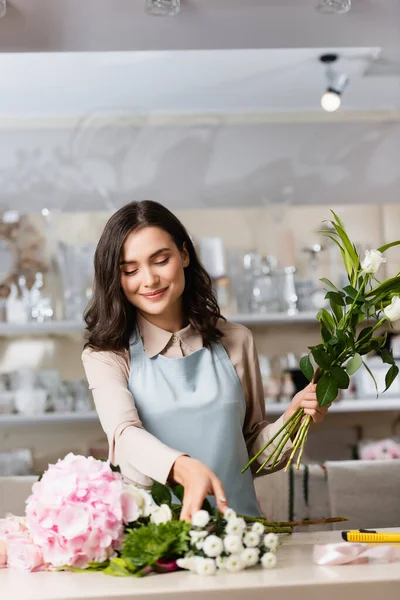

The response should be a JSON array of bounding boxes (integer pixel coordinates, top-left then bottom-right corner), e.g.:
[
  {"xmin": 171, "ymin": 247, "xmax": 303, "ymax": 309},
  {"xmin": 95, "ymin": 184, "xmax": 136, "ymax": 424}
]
[{"xmin": 182, "ymin": 243, "xmax": 190, "ymax": 268}]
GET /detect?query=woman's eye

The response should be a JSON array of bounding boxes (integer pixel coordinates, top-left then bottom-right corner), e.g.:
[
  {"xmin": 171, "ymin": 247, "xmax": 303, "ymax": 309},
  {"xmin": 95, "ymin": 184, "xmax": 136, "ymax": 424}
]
[
  {"xmin": 155, "ymin": 258, "xmax": 169, "ymax": 266},
  {"xmin": 123, "ymin": 270, "xmax": 138, "ymax": 276}
]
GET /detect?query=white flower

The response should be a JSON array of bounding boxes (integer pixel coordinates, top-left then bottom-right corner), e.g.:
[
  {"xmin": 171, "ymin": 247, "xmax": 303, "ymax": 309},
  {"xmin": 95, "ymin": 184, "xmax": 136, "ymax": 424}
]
[
  {"xmin": 225, "ymin": 554, "xmax": 245, "ymax": 573},
  {"xmin": 223, "ymin": 508, "xmax": 237, "ymax": 521},
  {"xmin": 203, "ymin": 535, "xmax": 224, "ymax": 558},
  {"xmin": 261, "ymin": 552, "xmax": 277, "ymax": 569},
  {"xmin": 150, "ymin": 504, "xmax": 172, "ymax": 525},
  {"xmin": 383, "ymin": 296, "xmax": 400, "ymax": 323},
  {"xmin": 189, "ymin": 530, "xmax": 208, "ymax": 544},
  {"xmin": 195, "ymin": 540, "xmax": 205, "ymax": 550},
  {"xmin": 264, "ymin": 533, "xmax": 279, "ymax": 551},
  {"xmin": 251, "ymin": 522, "xmax": 265, "ymax": 535},
  {"xmin": 243, "ymin": 531, "xmax": 260, "ymax": 548},
  {"xmin": 241, "ymin": 548, "xmax": 260, "ymax": 567},
  {"xmin": 225, "ymin": 517, "xmax": 246, "ymax": 536},
  {"xmin": 121, "ymin": 485, "xmax": 153, "ymax": 521},
  {"xmin": 361, "ymin": 249, "xmax": 386, "ymax": 275},
  {"xmin": 192, "ymin": 510, "xmax": 210, "ymax": 528},
  {"xmin": 196, "ymin": 557, "xmax": 217, "ymax": 576},
  {"xmin": 224, "ymin": 534, "xmax": 244, "ymax": 554},
  {"xmin": 177, "ymin": 557, "xmax": 196, "ymax": 571},
  {"xmin": 216, "ymin": 555, "xmax": 226, "ymax": 569}
]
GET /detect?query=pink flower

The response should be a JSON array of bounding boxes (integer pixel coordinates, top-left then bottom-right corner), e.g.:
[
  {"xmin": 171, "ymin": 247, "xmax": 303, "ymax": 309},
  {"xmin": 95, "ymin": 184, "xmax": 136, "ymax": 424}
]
[
  {"xmin": 25, "ymin": 453, "xmax": 125, "ymax": 569},
  {"xmin": 6, "ymin": 532, "xmax": 44, "ymax": 571},
  {"xmin": 0, "ymin": 514, "xmax": 27, "ymax": 537},
  {"xmin": 0, "ymin": 539, "xmax": 7, "ymax": 568}
]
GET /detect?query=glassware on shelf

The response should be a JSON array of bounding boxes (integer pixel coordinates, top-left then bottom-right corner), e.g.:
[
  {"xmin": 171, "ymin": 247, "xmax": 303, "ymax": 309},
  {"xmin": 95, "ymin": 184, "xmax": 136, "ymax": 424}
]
[
  {"xmin": 251, "ymin": 256, "xmax": 281, "ymax": 314},
  {"xmin": 280, "ymin": 266, "xmax": 299, "ymax": 315},
  {"xmin": 57, "ymin": 242, "xmax": 95, "ymax": 322},
  {"xmin": 144, "ymin": 0, "xmax": 180, "ymax": 16}
]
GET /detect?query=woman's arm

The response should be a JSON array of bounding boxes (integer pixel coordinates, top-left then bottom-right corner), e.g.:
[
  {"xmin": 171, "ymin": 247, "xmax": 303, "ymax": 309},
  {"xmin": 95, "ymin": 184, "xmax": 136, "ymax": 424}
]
[{"xmin": 82, "ymin": 348, "xmax": 185, "ymax": 487}]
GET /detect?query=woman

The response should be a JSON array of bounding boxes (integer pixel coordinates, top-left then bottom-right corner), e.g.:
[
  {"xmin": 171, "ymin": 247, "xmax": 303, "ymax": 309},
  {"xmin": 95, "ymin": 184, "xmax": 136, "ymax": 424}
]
[{"xmin": 82, "ymin": 200, "xmax": 328, "ymax": 520}]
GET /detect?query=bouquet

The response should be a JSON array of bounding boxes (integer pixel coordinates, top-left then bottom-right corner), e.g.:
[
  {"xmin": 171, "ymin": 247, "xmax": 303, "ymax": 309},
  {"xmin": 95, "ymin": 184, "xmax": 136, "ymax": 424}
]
[
  {"xmin": 0, "ymin": 453, "xmax": 289, "ymax": 576},
  {"xmin": 243, "ymin": 211, "xmax": 400, "ymax": 474}
]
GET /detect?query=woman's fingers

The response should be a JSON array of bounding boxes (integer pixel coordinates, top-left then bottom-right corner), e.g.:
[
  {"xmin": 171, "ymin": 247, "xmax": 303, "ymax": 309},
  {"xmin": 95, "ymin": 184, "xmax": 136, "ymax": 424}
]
[{"xmin": 211, "ymin": 477, "xmax": 229, "ymax": 514}]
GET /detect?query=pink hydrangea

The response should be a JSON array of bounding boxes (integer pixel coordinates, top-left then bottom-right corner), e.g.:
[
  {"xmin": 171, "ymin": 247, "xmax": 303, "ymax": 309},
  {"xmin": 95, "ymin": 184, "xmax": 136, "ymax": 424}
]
[
  {"xmin": 25, "ymin": 453, "xmax": 126, "ymax": 568},
  {"xmin": 6, "ymin": 532, "xmax": 44, "ymax": 571}
]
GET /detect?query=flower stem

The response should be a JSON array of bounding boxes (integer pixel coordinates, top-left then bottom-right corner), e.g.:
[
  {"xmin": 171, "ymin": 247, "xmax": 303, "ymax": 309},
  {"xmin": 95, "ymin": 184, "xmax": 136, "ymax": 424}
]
[
  {"xmin": 295, "ymin": 416, "xmax": 312, "ymax": 470},
  {"xmin": 241, "ymin": 407, "xmax": 303, "ymax": 473},
  {"xmin": 256, "ymin": 409, "xmax": 304, "ymax": 473},
  {"xmin": 284, "ymin": 416, "xmax": 310, "ymax": 472}
]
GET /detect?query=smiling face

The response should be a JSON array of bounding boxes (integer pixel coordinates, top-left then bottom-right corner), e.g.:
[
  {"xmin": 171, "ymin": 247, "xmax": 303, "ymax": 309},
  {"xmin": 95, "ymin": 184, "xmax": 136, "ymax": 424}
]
[{"xmin": 120, "ymin": 226, "xmax": 189, "ymax": 324}]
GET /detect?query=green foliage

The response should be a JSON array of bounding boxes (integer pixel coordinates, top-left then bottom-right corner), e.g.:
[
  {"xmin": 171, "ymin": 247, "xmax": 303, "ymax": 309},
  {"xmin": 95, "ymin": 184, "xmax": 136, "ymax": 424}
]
[
  {"xmin": 300, "ymin": 355, "xmax": 314, "ymax": 382},
  {"xmin": 151, "ymin": 481, "xmax": 172, "ymax": 506}
]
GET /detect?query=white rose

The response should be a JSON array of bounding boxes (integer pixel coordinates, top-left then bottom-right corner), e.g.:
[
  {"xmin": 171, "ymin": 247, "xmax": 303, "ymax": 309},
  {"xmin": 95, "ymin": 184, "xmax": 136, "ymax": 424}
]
[
  {"xmin": 195, "ymin": 557, "xmax": 217, "ymax": 576},
  {"xmin": 225, "ymin": 517, "xmax": 246, "ymax": 536},
  {"xmin": 203, "ymin": 535, "xmax": 224, "ymax": 558},
  {"xmin": 361, "ymin": 249, "xmax": 386, "ymax": 275},
  {"xmin": 223, "ymin": 508, "xmax": 237, "ymax": 521},
  {"xmin": 261, "ymin": 551, "xmax": 277, "ymax": 569},
  {"xmin": 225, "ymin": 554, "xmax": 245, "ymax": 573},
  {"xmin": 121, "ymin": 485, "xmax": 153, "ymax": 522},
  {"xmin": 251, "ymin": 522, "xmax": 265, "ymax": 535},
  {"xmin": 150, "ymin": 503, "xmax": 172, "ymax": 525},
  {"xmin": 223, "ymin": 534, "xmax": 244, "ymax": 554},
  {"xmin": 243, "ymin": 531, "xmax": 260, "ymax": 548},
  {"xmin": 241, "ymin": 547, "xmax": 260, "ymax": 567},
  {"xmin": 192, "ymin": 510, "xmax": 210, "ymax": 528},
  {"xmin": 263, "ymin": 533, "xmax": 279, "ymax": 551},
  {"xmin": 383, "ymin": 296, "xmax": 400, "ymax": 323}
]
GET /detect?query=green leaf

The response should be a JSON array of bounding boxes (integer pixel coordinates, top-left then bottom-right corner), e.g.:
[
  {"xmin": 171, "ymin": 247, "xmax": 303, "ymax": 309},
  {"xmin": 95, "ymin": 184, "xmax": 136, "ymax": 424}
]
[
  {"xmin": 331, "ymin": 219, "xmax": 360, "ymax": 271},
  {"xmin": 384, "ymin": 365, "xmax": 399, "ymax": 393},
  {"xmin": 343, "ymin": 285, "xmax": 358, "ymax": 299},
  {"xmin": 316, "ymin": 308, "xmax": 336, "ymax": 332},
  {"xmin": 300, "ymin": 355, "xmax": 314, "ymax": 382},
  {"xmin": 320, "ymin": 277, "xmax": 340, "ymax": 292},
  {"xmin": 325, "ymin": 291, "xmax": 345, "ymax": 306},
  {"xmin": 346, "ymin": 353, "xmax": 363, "ymax": 375},
  {"xmin": 331, "ymin": 366, "xmax": 350, "ymax": 389},
  {"xmin": 312, "ymin": 347, "xmax": 333, "ymax": 370},
  {"xmin": 151, "ymin": 482, "xmax": 172, "ymax": 507},
  {"xmin": 377, "ymin": 240, "xmax": 400, "ymax": 253},
  {"xmin": 122, "ymin": 521, "xmax": 191, "ymax": 569},
  {"xmin": 316, "ymin": 374, "xmax": 339, "ymax": 407},
  {"xmin": 380, "ymin": 347, "xmax": 395, "ymax": 366},
  {"xmin": 362, "ymin": 360, "xmax": 379, "ymax": 398},
  {"xmin": 356, "ymin": 327, "xmax": 374, "ymax": 345},
  {"xmin": 172, "ymin": 484, "xmax": 184, "ymax": 503},
  {"xmin": 110, "ymin": 463, "xmax": 121, "ymax": 473},
  {"xmin": 329, "ymin": 298, "xmax": 343, "ymax": 324},
  {"xmin": 103, "ymin": 558, "xmax": 135, "ymax": 577}
]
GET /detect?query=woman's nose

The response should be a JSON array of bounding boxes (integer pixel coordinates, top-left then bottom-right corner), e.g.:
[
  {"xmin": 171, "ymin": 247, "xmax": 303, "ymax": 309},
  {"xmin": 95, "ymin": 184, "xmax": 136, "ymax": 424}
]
[{"xmin": 143, "ymin": 268, "xmax": 159, "ymax": 287}]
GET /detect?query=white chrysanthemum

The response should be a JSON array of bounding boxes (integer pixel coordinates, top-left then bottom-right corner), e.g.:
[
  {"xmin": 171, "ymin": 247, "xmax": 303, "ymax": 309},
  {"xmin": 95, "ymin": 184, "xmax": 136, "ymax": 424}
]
[
  {"xmin": 264, "ymin": 533, "xmax": 279, "ymax": 552},
  {"xmin": 189, "ymin": 530, "xmax": 208, "ymax": 544},
  {"xmin": 195, "ymin": 539, "xmax": 205, "ymax": 551},
  {"xmin": 192, "ymin": 510, "xmax": 210, "ymax": 528},
  {"xmin": 251, "ymin": 522, "xmax": 265, "ymax": 535},
  {"xmin": 177, "ymin": 557, "xmax": 196, "ymax": 571},
  {"xmin": 150, "ymin": 503, "xmax": 172, "ymax": 524},
  {"xmin": 195, "ymin": 557, "xmax": 217, "ymax": 576},
  {"xmin": 243, "ymin": 531, "xmax": 260, "ymax": 548},
  {"xmin": 225, "ymin": 554, "xmax": 245, "ymax": 573},
  {"xmin": 203, "ymin": 535, "xmax": 224, "ymax": 558},
  {"xmin": 223, "ymin": 534, "xmax": 244, "ymax": 554},
  {"xmin": 223, "ymin": 508, "xmax": 237, "ymax": 521},
  {"xmin": 225, "ymin": 517, "xmax": 246, "ymax": 536},
  {"xmin": 216, "ymin": 555, "xmax": 226, "ymax": 569},
  {"xmin": 241, "ymin": 547, "xmax": 260, "ymax": 567},
  {"xmin": 261, "ymin": 552, "xmax": 277, "ymax": 569}
]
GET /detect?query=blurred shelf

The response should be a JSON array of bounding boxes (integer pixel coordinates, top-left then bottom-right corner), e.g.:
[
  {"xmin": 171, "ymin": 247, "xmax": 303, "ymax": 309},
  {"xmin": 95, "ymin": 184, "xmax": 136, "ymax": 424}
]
[
  {"xmin": 0, "ymin": 314, "xmax": 319, "ymax": 336},
  {"xmin": 265, "ymin": 398, "xmax": 400, "ymax": 416},
  {"xmin": 0, "ymin": 411, "xmax": 98, "ymax": 426}
]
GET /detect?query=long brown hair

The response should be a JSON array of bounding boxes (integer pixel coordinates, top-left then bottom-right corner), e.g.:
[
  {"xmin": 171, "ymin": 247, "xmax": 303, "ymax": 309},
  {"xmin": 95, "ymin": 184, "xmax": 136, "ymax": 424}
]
[{"xmin": 84, "ymin": 200, "xmax": 224, "ymax": 351}]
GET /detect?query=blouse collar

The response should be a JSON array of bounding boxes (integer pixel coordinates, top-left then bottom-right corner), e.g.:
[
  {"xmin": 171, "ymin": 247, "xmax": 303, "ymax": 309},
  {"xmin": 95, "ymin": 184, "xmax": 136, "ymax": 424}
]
[{"xmin": 137, "ymin": 312, "xmax": 203, "ymax": 358}]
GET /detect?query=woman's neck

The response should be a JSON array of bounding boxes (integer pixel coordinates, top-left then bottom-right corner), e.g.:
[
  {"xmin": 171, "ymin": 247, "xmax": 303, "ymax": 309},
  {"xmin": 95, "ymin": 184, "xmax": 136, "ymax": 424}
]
[{"xmin": 138, "ymin": 303, "xmax": 188, "ymax": 333}]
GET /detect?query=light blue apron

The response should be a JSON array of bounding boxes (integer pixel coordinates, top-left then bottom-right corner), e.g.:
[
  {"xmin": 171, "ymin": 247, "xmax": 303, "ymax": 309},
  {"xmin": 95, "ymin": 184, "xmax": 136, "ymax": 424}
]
[{"xmin": 128, "ymin": 332, "xmax": 261, "ymax": 517}]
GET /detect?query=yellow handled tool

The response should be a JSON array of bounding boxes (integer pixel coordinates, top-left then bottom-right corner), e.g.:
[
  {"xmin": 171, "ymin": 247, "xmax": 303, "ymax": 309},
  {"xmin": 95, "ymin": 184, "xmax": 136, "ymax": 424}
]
[{"xmin": 342, "ymin": 529, "xmax": 400, "ymax": 543}]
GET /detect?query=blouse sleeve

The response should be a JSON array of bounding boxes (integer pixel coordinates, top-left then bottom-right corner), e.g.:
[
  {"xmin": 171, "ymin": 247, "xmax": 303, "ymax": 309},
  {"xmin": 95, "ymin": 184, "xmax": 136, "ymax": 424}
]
[
  {"xmin": 222, "ymin": 323, "xmax": 293, "ymax": 475},
  {"xmin": 82, "ymin": 348, "xmax": 185, "ymax": 487}
]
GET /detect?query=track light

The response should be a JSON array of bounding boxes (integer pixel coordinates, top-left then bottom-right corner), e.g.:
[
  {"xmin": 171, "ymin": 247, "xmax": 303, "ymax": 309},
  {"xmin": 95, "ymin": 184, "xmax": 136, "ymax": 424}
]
[
  {"xmin": 0, "ymin": 1, "xmax": 6, "ymax": 18},
  {"xmin": 319, "ymin": 54, "xmax": 349, "ymax": 112},
  {"xmin": 145, "ymin": 0, "xmax": 180, "ymax": 16}
]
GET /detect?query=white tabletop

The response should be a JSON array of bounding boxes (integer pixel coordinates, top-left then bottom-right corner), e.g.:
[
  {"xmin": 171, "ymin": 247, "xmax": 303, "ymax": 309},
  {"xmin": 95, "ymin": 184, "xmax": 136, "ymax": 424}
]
[{"xmin": 1, "ymin": 529, "xmax": 400, "ymax": 600}]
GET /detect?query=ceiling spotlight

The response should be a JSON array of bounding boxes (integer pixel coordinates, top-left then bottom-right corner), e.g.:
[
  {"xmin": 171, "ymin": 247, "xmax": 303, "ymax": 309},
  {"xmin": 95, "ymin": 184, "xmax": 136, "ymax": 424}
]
[
  {"xmin": 316, "ymin": 0, "xmax": 351, "ymax": 14},
  {"xmin": 319, "ymin": 54, "xmax": 349, "ymax": 112},
  {"xmin": 145, "ymin": 0, "xmax": 180, "ymax": 16},
  {"xmin": 0, "ymin": 1, "xmax": 6, "ymax": 18}
]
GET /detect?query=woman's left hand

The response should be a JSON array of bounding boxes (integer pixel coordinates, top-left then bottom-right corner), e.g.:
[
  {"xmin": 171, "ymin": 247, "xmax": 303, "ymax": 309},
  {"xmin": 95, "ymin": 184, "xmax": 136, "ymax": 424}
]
[{"xmin": 283, "ymin": 382, "xmax": 330, "ymax": 424}]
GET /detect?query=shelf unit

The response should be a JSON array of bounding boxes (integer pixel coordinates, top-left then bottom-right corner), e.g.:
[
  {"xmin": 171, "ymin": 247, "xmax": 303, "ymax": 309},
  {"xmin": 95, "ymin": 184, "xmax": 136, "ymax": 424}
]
[
  {"xmin": 0, "ymin": 313, "xmax": 318, "ymax": 337},
  {"xmin": 2, "ymin": 398, "xmax": 400, "ymax": 426}
]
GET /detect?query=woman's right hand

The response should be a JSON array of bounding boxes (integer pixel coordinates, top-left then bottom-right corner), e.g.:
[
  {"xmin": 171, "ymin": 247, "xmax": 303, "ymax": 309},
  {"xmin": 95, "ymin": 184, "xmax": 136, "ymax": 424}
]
[{"xmin": 168, "ymin": 455, "xmax": 228, "ymax": 521}]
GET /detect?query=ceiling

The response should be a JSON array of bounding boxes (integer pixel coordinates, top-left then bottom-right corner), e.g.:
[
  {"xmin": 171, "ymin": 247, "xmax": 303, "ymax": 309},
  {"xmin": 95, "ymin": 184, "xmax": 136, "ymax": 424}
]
[{"xmin": 0, "ymin": 0, "xmax": 399, "ymax": 52}]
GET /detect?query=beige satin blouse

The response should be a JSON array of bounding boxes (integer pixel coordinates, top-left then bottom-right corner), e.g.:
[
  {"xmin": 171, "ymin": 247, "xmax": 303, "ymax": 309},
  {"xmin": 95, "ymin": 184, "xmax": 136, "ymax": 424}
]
[{"xmin": 82, "ymin": 314, "xmax": 292, "ymax": 489}]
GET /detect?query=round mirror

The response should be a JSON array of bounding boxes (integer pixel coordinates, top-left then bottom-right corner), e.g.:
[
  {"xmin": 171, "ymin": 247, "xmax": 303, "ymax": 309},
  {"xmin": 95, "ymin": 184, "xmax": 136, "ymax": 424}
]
[{"xmin": 0, "ymin": 236, "xmax": 16, "ymax": 282}]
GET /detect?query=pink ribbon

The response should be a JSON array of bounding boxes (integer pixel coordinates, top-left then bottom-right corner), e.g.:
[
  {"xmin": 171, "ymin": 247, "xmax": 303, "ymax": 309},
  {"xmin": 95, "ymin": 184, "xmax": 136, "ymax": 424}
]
[{"xmin": 313, "ymin": 543, "xmax": 400, "ymax": 565}]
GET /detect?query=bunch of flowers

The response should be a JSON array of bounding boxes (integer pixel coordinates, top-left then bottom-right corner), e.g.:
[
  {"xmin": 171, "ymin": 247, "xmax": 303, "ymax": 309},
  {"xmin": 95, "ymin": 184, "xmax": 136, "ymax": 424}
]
[
  {"xmin": 243, "ymin": 211, "xmax": 400, "ymax": 474},
  {"xmin": 176, "ymin": 508, "xmax": 279, "ymax": 575}
]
